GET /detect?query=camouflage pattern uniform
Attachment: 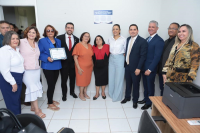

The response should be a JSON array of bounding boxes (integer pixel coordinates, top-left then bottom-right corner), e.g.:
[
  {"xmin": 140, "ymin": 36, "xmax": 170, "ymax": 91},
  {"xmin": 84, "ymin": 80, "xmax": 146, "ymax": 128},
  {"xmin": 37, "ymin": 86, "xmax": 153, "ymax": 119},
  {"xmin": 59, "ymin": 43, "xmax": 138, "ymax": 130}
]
[{"xmin": 162, "ymin": 41, "xmax": 200, "ymax": 82}]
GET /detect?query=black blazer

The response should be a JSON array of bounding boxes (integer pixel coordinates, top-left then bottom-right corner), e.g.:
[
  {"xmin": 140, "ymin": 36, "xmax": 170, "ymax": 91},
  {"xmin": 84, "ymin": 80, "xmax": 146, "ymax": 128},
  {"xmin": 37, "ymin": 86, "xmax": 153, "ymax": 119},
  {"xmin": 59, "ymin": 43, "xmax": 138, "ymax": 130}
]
[
  {"xmin": 125, "ymin": 35, "xmax": 148, "ymax": 72},
  {"xmin": 57, "ymin": 34, "xmax": 79, "ymax": 68},
  {"xmin": 158, "ymin": 37, "xmax": 175, "ymax": 74}
]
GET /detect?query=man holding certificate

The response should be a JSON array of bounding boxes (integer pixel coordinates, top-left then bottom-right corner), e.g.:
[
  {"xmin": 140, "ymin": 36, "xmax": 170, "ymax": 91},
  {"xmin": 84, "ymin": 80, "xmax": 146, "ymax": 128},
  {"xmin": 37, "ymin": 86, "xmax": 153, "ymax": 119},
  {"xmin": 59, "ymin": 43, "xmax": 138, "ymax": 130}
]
[{"xmin": 57, "ymin": 22, "xmax": 79, "ymax": 101}]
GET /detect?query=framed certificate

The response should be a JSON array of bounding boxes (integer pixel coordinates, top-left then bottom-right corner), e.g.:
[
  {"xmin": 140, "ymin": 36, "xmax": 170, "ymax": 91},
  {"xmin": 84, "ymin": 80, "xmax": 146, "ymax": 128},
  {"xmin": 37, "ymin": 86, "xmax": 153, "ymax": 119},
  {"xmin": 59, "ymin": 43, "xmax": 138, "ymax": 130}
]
[{"xmin": 49, "ymin": 48, "xmax": 67, "ymax": 60}]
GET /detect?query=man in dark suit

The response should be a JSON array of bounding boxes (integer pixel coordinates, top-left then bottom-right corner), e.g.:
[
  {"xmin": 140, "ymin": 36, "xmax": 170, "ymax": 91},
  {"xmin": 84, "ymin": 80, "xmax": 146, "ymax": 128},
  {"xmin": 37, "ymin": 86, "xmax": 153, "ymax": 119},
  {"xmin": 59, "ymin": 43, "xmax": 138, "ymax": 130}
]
[
  {"xmin": 57, "ymin": 22, "xmax": 79, "ymax": 101},
  {"xmin": 138, "ymin": 20, "xmax": 164, "ymax": 110},
  {"xmin": 157, "ymin": 22, "xmax": 180, "ymax": 96},
  {"xmin": 121, "ymin": 24, "xmax": 148, "ymax": 109}
]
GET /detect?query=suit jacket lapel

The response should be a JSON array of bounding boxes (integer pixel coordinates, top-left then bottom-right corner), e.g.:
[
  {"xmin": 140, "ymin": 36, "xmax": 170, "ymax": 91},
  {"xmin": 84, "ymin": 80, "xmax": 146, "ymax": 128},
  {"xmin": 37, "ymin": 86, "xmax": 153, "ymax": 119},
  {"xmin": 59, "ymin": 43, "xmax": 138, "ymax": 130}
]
[
  {"xmin": 125, "ymin": 37, "xmax": 131, "ymax": 58},
  {"xmin": 72, "ymin": 35, "xmax": 77, "ymax": 49},
  {"xmin": 148, "ymin": 34, "xmax": 158, "ymax": 45},
  {"xmin": 63, "ymin": 34, "xmax": 69, "ymax": 52},
  {"xmin": 131, "ymin": 35, "xmax": 139, "ymax": 51}
]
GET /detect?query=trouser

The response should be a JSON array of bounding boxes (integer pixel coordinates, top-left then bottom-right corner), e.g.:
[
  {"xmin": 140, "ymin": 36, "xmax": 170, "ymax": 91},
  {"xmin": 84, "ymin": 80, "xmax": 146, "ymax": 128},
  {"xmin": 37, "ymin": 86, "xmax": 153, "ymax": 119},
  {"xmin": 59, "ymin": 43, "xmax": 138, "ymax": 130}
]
[
  {"xmin": 108, "ymin": 54, "xmax": 125, "ymax": 102},
  {"xmin": 158, "ymin": 74, "xmax": 164, "ymax": 96},
  {"xmin": 125, "ymin": 65, "xmax": 141, "ymax": 103},
  {"xmin": 142, "ymin": 71, "xmax": 156, "ymax": 105},
  {"xmin": 0, "ymin": 72, "xmax": 23, "ymax": 115},
  {"xmin": 60, "ymin": 66, "xmax": 75, "ymax": 97},
  {"xmin": 20, "ymin": 83, "xmax": 26, "ymax": 103},
  {"xmin": 43, "ymin": 69, "xmax": 59, "ymax": 104}
]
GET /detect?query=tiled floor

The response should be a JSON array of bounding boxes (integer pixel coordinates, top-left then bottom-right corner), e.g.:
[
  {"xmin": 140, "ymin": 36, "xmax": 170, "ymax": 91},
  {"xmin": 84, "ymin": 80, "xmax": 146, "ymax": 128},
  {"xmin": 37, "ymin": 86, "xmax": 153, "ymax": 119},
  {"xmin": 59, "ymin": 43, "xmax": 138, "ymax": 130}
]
[{"xmin": 0, "ymin": 92, "xmax": 151, "ymax": 133}]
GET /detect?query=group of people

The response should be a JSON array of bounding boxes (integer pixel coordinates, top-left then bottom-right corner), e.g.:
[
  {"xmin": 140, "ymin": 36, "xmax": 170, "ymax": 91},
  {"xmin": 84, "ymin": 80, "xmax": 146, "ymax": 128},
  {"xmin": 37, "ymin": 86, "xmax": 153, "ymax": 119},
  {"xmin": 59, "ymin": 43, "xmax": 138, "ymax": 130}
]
[{"xmin": 0, "ymin": 20, "xmax": 199, "ymax": 119}]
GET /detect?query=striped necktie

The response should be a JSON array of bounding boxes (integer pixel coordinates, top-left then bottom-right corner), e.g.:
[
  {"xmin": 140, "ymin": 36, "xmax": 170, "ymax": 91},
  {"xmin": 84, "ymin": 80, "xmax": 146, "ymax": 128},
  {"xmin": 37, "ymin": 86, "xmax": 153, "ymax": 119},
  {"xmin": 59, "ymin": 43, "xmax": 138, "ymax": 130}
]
[{"xmin": 147, "ymin": 36, "xmax": 152, "ymax": 43}]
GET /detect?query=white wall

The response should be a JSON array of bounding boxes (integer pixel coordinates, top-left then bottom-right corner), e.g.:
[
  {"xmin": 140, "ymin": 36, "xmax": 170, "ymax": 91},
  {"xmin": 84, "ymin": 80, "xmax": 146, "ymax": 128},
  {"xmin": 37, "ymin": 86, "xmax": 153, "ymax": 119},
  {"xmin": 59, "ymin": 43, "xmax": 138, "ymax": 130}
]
[
  {"xmin": 0, "ymin": 0, "xmax": 200, "ymax": 97},
  {"xmin": 36, "ymin": 0, "xmax": 162, "ymax": 94}
]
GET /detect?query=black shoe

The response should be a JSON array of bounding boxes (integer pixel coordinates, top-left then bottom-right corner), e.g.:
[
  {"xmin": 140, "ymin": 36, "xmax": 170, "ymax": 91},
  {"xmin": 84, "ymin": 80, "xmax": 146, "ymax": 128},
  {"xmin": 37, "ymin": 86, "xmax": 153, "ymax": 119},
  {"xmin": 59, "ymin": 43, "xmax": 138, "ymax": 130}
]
[
  {"xmin": 70, "ymin": 93, "xmax": 78, "ymax": 98},
  {"xmin": 121, "ymin": 98, "xmax": 131, "ymax": 104},
  {"xmin": 138, "ymin": 99, "xmax": 146, "ymax": 104},
  {"xmin": 141, "ymin": 104, "xmax": 151, "ymax": 110},
  {"xmin": 102, "ymin": 95, "xmax": 106, "ymax": 99},
  {"xmin": 93, "ymin": 94, "xmax": 100, "ymax": 100},
  {"xmin": 133, "ymin": 103, "xmax": 138, "ymax": 109},
  {"xmin": 62, "ymin": 96, "xmax": 67, "ymax": 101}
]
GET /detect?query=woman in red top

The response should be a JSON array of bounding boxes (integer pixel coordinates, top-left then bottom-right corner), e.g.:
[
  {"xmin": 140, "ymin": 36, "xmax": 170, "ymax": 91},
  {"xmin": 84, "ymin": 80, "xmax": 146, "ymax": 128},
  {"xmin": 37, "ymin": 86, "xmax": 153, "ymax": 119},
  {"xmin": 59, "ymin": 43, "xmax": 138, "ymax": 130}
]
[{"xmin": 92, "ymin": 35, "xmax": 109, "ymax": 100}]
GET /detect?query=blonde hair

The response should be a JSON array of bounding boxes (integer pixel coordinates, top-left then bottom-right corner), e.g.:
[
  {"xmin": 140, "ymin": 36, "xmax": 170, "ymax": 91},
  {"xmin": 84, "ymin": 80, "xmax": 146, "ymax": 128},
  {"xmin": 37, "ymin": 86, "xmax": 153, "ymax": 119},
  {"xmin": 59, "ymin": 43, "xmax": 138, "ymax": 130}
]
[{"xmin": 174, "ymin": 24, "xmax": 194, "ymax": 46}]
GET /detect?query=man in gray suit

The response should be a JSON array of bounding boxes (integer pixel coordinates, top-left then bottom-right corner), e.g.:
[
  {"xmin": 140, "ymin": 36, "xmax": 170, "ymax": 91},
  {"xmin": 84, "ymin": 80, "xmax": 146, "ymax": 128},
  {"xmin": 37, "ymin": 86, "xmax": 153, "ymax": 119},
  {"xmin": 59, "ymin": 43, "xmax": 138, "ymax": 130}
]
[{"xmin": 157, "ymin": 22, "xmax": 180, "ymax": 95}]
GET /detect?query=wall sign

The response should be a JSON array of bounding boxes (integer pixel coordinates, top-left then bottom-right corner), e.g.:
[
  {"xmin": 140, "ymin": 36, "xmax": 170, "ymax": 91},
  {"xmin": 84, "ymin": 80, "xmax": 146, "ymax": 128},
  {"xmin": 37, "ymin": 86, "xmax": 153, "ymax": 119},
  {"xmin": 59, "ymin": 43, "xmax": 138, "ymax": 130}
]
[{"xmin": 94, "ymin": 10, "xmax": 113, "ymax": 24}]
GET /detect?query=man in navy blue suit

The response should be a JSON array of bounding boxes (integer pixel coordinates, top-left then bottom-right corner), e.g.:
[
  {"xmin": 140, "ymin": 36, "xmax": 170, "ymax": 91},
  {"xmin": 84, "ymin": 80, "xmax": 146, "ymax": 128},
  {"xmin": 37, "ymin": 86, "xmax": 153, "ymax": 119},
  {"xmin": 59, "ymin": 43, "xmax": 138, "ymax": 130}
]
[
  {"xmin": 138, "ymin": 20, "xmax": 164, "ymax": 110},
  {"xmin": 121, "ymin": 24, "xmax": 148, "ymax": 109}
]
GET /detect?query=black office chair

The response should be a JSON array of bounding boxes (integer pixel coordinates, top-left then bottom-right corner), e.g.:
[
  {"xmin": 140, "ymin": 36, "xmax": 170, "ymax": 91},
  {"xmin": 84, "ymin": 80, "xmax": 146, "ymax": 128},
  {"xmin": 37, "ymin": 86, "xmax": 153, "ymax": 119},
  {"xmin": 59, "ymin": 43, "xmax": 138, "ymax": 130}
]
[
  {"xmin": 16, "ymin": 113, "xmax": 47, "ymax": 131},
  {"xmin": 138, "ymin": 110, "xmax": 163, "ymax": 133}
]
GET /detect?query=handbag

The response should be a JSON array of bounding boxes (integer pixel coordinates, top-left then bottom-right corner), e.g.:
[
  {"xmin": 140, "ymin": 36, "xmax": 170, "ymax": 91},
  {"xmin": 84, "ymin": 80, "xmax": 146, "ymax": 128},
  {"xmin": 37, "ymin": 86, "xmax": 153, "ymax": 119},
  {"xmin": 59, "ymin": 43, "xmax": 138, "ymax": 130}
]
[{"xmin": 0, "ymin": 108, "xmax": 46, "ymax": 133}]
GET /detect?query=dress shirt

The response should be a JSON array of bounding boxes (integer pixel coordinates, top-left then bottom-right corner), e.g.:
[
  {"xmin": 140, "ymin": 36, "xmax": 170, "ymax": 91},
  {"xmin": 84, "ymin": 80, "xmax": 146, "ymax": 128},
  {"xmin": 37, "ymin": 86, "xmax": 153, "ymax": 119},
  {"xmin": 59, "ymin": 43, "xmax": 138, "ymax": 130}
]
[
  {"xmin": 126, "ymin": 35, "xmax": 138, "ymax": 63},
  {"xmin": 0, "ymin": 34, "xmax": 3, "ymax": 48},
  {"xmin": 65, "ymin": 34, "xmax": 74, "ymax": 48},
  {"xmin": 148, "ymin": 33, "xmax": 157, "ymax": 42},
  {"xmin": 108, "ymin": 36, "xmax": 126, "ymax": 55},
  {"xmin": 0, "ymin": 45, "xmax": 24, "ymax": 85},
  {"xmin": 19, "ymin": 38, "xmax": 40, "ymax": 70}
]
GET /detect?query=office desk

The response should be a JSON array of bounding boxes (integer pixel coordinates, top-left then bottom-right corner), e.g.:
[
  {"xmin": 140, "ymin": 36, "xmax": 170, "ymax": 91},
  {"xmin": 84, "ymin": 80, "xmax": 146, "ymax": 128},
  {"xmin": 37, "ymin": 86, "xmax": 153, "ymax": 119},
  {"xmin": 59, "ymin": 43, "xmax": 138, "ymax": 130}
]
[{"xmin": 150, "ymin": 96, "xmax": 200, "ymax": 133}]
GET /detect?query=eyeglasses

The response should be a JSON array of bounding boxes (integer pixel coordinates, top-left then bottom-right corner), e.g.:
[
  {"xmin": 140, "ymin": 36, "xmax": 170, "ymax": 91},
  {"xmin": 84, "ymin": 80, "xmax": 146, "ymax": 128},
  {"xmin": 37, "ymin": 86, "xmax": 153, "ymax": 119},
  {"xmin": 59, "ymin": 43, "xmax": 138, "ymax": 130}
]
[
  {"xmin": 168, "ymin": 28, "xmax": 178, "ymax": 31},
  {"xmin": 46, "ymin": 30, "xmax": 54, "ymax": 33}
]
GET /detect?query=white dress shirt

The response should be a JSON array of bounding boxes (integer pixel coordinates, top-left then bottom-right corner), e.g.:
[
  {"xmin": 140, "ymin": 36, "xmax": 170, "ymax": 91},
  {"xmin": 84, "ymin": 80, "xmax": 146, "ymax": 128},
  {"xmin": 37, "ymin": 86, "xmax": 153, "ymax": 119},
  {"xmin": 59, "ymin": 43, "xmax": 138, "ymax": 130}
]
[
  {"xmin": 108, "ymin": 36, "xmax": 126, "ymax": 55},
  {"xmin": 65, "ymin": 34, "xmax": 74, "ymax": 48},
  {"xmin": 126, "ymin": 35, "xmax": 138, "ymax": 63},
  {"xmin": 0, "ymin": 45, "xmax": 24, "ymax": 85}
]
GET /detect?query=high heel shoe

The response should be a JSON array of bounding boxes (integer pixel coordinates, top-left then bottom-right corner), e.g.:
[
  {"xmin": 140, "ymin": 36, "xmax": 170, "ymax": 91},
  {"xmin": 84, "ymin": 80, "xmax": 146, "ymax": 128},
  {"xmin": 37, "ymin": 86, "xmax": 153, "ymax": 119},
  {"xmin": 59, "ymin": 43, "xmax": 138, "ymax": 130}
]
[{"xmin": 93, "ymin": 94, "xmax": 100, "ymax": 100}]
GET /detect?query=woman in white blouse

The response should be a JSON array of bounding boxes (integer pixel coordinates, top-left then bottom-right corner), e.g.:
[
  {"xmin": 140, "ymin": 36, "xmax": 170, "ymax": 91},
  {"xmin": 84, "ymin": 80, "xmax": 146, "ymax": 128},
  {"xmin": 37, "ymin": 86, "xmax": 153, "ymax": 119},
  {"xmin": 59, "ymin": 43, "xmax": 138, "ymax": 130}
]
[
  {"xmin": 0, "ymin": 31, "xmax": 24, "ymax": 115},
  {"xmin": 108, "ymin": 24, "xmax": 126, "ymax": 102}
]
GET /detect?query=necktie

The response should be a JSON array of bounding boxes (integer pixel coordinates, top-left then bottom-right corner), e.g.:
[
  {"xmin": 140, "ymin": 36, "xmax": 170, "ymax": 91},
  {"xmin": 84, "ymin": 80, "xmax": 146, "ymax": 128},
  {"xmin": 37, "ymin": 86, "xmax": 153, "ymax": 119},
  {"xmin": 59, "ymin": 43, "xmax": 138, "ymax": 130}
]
[
  {"xmin": 126, "ymin": 37, "xmax": 134, "ymax": 65},
  {"xmin": 147, "ymin": 36, "xmax": 152, "ymax": 43},
  {"xmin": 68, "ymin": 36, "xmax": 72, "ymax": 51}
]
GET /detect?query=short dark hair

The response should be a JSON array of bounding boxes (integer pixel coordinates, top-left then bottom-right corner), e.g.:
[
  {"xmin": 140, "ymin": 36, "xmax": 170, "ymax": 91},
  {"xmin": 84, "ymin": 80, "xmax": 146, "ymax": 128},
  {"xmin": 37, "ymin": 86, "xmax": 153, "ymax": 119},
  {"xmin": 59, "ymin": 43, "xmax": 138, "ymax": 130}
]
[
  {"xmin": 129, "ymin": 24, "xmax": 138, "ymax": 30},
  {"xmin": 24, "ymin": 26, "xmax": 40, "ymax": 42},
  {"xmin": 80, "ymin": 32, "xmax": 90, "ymax": 44},
  {"xmin": 43, "ymin": 25, "xmax": 58, "ymax": 38},
  {"xmin": 65, "ymin": 22, "xmax": 74, "ymax": 28},
  {"xmin": 171, "ymin": 22, "xmax": 180, "ymax": 28},
  {"xmin": 0, "ymin": 20, "xmax": 10, "ymax": 25},
  {"xmin": 94, "ymin": 35, "xmax": 106, "ymax": 47},
  {"xmin": 2, "ymin": 31, "xmax": 20, "ymax": 46}
]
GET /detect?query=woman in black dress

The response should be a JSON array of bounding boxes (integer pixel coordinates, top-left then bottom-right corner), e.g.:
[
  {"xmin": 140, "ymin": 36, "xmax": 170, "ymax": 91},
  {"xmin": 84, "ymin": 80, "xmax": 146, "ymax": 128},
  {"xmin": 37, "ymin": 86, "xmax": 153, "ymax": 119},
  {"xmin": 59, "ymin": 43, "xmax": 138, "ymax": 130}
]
[{"xmin": 92, "ymin": 35, "xmax": 109, "ymax": 100}]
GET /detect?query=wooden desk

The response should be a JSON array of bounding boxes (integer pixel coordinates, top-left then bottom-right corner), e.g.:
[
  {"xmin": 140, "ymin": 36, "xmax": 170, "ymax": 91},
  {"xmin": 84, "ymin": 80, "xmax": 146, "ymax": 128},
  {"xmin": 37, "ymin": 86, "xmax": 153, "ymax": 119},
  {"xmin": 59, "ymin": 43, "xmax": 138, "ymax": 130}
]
[{"xmin": 150, "ymin": 96, "xmax": 200, "ymax": 133}]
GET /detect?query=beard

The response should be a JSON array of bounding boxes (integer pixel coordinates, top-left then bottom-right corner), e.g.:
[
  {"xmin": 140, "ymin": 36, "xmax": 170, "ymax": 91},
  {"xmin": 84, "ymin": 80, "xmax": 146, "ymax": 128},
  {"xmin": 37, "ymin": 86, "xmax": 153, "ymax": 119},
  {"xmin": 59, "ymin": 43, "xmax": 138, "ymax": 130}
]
[{"xmin": 67, "ymin": 31, "xmax": 72, "ymax": 35}]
